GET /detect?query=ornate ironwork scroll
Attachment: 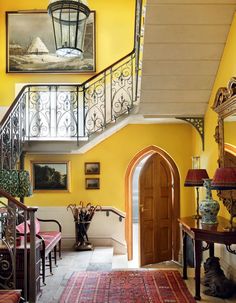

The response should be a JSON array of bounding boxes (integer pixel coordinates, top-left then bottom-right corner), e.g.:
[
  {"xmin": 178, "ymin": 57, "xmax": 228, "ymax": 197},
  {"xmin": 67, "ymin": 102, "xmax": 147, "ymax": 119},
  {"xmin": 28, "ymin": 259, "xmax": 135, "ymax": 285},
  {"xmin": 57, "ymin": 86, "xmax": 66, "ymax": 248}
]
[
  {"xmin": 84, "ymin": 54, "xmax": 135, "ymax": 137},
  {"xmin": 84, "ymin": 77, "xmax": 106, "ymax": 136},
  {"xmin": 177, "ymin": 117, "xmax": 205, "ymax": 151},
  {"xmin": 0, "ymin": 92, "xmax": 26, "ymax": 169},
  {"xmin": 0, "ymin": 201, "xmax": 17, "ymax": 290},
  {"xmin": 111, "ymin": 56, "xmax": 134, "ymax": 119}
]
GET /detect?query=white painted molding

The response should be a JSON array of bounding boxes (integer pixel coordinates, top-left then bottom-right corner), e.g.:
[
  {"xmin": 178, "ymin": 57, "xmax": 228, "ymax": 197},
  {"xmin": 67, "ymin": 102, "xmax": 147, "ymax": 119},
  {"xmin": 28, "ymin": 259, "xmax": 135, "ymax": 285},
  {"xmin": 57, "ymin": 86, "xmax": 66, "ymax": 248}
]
[{"xmin": 36, "ymin": 206, "xmax": 127, "ymax": 255}]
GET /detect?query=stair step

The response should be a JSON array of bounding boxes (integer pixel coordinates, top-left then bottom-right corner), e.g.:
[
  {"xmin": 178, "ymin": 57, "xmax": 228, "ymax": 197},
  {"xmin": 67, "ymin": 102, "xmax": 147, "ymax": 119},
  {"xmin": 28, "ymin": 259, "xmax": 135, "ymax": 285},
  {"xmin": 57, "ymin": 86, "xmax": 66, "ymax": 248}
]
[
  {"xmin": 112, "ymin": 253, "xmax": 128, "ymax": 269},
  {"xmin": 87, "ymin": 246, "xmax": 114, "ymax": 271}
]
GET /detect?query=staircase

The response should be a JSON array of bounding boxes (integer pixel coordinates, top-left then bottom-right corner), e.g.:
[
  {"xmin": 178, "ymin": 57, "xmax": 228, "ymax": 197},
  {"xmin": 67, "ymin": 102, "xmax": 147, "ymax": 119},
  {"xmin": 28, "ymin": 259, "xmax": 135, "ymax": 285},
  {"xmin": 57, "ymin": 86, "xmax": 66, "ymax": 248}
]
[{"xmin": 0, "ymin": 0, "xmax": 144, "ymax": 169}]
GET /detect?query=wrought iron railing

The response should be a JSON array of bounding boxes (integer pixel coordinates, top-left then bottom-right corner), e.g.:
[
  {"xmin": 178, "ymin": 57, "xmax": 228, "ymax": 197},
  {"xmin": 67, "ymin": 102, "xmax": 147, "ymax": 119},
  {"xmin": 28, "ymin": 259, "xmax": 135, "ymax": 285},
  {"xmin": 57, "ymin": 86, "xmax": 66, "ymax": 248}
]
[
  {"xmin": 0, "ymin": 189, "xmax": 37, "ymax": 303},
  {"xmin": 0, "ymin": 0, "xmax": 144, "ymax": 170}
]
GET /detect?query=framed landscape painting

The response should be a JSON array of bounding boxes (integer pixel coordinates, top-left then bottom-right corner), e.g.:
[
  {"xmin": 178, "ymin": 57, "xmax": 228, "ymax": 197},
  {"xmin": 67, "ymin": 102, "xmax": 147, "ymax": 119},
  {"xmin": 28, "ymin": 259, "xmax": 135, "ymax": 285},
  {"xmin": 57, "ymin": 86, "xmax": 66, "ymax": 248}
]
[
  {"xmin": 85, "ymin": 162, "xmax": 100, "ymax": 175},
  {"xmin": 31, "ymin": 161, "xmax": 70, "ymax": 192},
  {"xmin": 85, "ymin": 178, "xmax": 100, "ymax": 190},
  {"xmin": 6, "ymin": 10, "xmax": 96, "ymax": 73}
]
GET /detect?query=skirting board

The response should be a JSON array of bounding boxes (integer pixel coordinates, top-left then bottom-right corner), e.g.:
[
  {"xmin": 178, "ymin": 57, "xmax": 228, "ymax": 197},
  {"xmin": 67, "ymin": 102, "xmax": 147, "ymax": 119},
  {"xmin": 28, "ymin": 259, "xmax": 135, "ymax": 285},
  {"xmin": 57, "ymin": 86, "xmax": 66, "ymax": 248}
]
[{"xmin": 62, "ymin": 236, "xmax": 127, "ymax": 255}]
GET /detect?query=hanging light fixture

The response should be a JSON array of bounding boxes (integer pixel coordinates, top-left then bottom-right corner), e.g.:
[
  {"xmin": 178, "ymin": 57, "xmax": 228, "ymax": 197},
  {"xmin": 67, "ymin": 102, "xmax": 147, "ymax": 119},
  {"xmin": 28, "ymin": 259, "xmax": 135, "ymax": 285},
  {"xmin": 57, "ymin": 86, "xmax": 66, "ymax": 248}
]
[{"xmin": 48, "ymin": 0, "xmax": 90, "ymax": 57}]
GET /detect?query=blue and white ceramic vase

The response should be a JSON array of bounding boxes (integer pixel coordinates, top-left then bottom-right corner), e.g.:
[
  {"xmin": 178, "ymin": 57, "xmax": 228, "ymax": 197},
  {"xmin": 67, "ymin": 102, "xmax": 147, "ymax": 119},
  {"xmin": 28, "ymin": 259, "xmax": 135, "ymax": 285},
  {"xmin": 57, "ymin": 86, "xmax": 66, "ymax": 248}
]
[{"xmin": 199, "ymin": 179, "xmax": 220, "ymax": 224}]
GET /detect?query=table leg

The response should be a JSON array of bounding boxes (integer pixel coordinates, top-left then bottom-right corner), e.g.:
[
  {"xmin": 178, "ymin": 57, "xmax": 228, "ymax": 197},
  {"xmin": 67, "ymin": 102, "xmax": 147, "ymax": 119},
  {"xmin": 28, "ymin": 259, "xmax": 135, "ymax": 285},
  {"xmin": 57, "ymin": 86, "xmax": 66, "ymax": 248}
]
[
  {"xmin": 194, "ymin": 239, "xmax": 202, "ymax": 300},
  {"xmin": 209, "ymin": 243, "xmax": 214, "ymax": 257},
  {"xmin": 182, "ymin": 231, "xmax": 188, "ymax": 280}
]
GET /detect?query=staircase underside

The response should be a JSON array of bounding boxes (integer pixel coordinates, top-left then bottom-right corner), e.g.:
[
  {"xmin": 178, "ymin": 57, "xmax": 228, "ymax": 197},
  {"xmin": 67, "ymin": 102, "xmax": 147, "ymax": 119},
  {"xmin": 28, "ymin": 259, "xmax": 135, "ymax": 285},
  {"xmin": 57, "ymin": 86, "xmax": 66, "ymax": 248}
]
[{"xmin": 138, "ymin": 0, "xmax": 236, "ymax": 117}]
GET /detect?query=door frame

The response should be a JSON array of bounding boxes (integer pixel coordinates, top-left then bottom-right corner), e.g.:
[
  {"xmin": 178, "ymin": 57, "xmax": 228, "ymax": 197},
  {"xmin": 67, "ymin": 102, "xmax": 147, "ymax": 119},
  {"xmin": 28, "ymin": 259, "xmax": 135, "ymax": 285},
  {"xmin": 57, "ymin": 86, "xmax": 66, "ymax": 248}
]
[{"xmin": 125, "ymin": 145, "xmax": 180, "ymax": 261}]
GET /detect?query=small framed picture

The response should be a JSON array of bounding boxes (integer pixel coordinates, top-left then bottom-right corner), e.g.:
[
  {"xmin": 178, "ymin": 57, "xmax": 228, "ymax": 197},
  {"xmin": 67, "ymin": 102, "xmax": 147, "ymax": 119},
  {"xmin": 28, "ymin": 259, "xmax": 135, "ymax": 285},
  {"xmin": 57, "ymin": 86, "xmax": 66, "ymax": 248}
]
[
  {"xmin": 85, "ymin": 178, "xmax": 100, "ymax": 190},
  {"xmin": 85, "ymin": 162, "xmax": 100, "ymax": 175}
]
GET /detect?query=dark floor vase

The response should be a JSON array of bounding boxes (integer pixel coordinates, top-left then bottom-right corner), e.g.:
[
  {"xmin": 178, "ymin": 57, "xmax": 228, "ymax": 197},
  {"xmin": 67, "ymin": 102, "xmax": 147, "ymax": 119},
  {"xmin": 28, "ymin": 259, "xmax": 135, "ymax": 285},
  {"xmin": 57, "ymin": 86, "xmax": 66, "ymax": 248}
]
[{"xmin": 74, "ymin": 221, "xmax": 93, "ymax": 251}]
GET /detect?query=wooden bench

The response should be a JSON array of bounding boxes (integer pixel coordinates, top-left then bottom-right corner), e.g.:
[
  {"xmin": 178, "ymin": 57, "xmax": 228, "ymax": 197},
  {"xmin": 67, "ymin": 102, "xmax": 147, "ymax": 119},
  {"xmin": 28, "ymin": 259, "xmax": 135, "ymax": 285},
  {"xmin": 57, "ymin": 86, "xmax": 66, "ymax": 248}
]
[
  {"xmin": 17, "ymin": 217, "xmax": 62, "ymax": 285},
  {"xmin": 36, "ymin": 218, "xmax": 62, "ymax": 284}
]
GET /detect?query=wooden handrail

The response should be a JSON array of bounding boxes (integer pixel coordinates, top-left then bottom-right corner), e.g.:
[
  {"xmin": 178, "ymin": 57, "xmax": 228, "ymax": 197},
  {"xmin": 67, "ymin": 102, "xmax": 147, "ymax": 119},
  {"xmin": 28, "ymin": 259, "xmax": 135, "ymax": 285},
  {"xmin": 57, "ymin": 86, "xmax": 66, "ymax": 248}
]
[{"xmin": 0, "ymin": 188, "xmax": 38, "ymax": 211}]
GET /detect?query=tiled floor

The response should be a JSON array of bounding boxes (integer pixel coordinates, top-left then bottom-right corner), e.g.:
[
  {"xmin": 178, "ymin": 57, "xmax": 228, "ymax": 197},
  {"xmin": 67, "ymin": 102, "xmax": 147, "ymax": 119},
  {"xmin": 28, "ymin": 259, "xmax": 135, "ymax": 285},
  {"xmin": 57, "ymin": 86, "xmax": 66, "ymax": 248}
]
[{"xmin": 37, "ymin": 247, "xmax": 236, "ymax": 303}]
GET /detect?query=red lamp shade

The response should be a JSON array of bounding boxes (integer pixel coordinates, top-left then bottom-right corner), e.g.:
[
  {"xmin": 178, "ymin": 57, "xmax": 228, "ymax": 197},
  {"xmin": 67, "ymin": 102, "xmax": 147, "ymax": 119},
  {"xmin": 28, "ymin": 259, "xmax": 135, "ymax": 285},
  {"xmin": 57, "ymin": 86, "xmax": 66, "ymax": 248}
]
[
  {"xmin": 211, "ymin": 167, "xmax": 236, "ymax": 190},
  {"xmin": 184, "ymin": 169, "xmax": 209, "ymax": 187}
]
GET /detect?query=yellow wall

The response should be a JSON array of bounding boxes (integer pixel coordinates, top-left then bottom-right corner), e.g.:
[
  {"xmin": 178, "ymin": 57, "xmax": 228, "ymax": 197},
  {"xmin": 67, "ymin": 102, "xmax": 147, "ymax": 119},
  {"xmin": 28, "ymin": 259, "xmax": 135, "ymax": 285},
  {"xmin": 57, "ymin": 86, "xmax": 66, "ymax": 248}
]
[
  {"xmin": 0, "ymin": 0, "xmax": 135, "ymax": 106},
  {"xmin": 5, "ymin": 0, "xmax": 236, "ymax": 219},
  {"xmin": 25, "ymin": 123, "xmax": 195, "ymax": 217},
  {"xmin": 193, "ymin": 13, "xmax": 236, "ymax": 218}
]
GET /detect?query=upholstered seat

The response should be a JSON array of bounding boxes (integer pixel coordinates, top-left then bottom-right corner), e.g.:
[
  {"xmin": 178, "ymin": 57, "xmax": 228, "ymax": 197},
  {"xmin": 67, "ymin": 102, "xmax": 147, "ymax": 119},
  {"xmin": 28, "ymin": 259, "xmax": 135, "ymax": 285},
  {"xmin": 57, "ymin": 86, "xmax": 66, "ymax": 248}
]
[
  {"xmin": 0, "ymin": 290, "xmax": 21, "ymax": 303},
  {"xmin": 39, "ymin": 231, "xmax": 62, "ymax": 256},
  {"xmin": 34, "ymin": 218, "xmax": 62, "ymax": 285},
  {"xmin": 16, "ymin": 217, "xmax": 62, "ymax": 285}
]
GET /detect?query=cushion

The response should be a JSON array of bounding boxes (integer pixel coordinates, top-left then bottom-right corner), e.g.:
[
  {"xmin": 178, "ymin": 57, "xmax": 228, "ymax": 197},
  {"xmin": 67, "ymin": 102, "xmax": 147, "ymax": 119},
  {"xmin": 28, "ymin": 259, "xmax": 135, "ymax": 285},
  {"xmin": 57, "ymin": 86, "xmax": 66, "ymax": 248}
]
[
  {"xmin": 16, "ymin": 222, "xmax": 30, "ymax": 234},
  {"xmin": 35, "ymin": 218, "xmax": 41, "ymax": 234},
  {"xmin": 0, "ymin": 290, "xmax": 21, "ymax": 303},
  {"xmin": 39, "ymin": 231, "xmax": 61, "ymax": 255}
]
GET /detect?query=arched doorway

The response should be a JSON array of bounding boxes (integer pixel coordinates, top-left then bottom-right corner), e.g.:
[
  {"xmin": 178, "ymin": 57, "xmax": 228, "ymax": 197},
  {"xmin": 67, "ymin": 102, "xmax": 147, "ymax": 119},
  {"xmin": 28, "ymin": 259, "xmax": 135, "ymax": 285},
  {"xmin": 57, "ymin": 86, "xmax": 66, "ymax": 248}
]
[{"xmin": 125, "ymin": 145, "xmax": 180, "ymax": 263}]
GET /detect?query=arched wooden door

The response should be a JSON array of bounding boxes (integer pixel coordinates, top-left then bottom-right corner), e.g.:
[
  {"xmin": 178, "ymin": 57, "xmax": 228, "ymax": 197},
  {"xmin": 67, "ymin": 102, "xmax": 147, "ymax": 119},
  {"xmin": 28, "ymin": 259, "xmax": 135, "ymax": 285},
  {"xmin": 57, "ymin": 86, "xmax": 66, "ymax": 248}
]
[{"xmin": 140, "ymin": 153, "xmax": 172, "ymax": 266}]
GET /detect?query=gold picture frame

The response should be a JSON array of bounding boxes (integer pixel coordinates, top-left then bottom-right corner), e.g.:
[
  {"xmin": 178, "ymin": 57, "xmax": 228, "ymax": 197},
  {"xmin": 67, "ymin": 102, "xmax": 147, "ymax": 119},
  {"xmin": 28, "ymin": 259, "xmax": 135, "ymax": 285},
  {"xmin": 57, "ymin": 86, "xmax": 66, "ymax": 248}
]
[
  {"xmin": 84, "ymin": 162, "xmax": 100, "ymax": 175},
  {"xmin": 85, "ymin": 178, "xmax": 100, "ymax": 190},
  {"xmin": 31, "ymin": 161, "xmax": 70, "ymax": 192},
  {"xmin": 6, "ymin": 10, "xmax": 96, "ymax": 73}
]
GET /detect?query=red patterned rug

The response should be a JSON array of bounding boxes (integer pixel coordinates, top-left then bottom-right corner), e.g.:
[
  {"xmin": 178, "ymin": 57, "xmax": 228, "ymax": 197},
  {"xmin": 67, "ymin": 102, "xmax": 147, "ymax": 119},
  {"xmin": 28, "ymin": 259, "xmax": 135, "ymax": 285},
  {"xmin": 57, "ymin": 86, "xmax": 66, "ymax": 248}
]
[{"xmin": 59, "ymin": 270, "xmax": 196, "ymax": 303}]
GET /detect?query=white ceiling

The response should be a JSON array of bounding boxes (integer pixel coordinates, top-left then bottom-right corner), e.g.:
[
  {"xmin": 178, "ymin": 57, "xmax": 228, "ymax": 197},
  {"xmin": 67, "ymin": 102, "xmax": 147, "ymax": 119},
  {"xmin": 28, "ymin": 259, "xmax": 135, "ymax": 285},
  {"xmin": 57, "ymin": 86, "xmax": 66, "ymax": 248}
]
[{"xmin": 138, "ymin": 0, "xmax": 236, "ymax": 117}]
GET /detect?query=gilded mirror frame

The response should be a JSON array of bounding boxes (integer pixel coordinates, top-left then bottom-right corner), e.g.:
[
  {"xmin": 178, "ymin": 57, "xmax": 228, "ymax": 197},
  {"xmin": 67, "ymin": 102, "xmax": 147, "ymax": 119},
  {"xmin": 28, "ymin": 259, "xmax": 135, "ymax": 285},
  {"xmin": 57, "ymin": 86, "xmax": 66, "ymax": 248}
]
[{"xmin": 212, "ymin": 77, "xmax": 236, "ymax": 214}]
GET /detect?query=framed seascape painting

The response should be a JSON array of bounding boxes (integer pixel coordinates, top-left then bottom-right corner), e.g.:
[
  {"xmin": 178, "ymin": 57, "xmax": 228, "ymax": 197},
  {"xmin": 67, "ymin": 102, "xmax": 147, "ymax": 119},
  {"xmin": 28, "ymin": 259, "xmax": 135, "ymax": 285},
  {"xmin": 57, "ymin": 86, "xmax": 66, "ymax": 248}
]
[
  {"xmin": 6, "ymin": 10, "xmax": 96, "ymax": 73},
  {"xmin": 31, "ymin": 161, "xmax": 70, "ymax": 192}
]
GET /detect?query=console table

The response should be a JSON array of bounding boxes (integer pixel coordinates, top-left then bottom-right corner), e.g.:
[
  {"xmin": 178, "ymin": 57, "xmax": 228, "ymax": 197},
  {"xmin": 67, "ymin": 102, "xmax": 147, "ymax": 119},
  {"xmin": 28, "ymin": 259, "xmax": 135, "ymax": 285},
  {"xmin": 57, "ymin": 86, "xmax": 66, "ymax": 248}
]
[{"xmin": 178, "ymin": 216, "xmax": 236, "ymax": 301}]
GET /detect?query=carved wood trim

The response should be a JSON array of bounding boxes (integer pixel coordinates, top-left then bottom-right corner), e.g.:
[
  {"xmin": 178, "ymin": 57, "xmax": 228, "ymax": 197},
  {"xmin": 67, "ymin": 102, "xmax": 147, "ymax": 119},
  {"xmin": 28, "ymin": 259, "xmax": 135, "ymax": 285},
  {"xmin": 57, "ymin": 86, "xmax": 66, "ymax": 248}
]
[
  {"xmin": 212, "ymin": 77, "xmax": 236, "ymax": 218},
  {"xmin": 225, "ymin": 143, "xmax": 236, "ymax": 155},
  {"xmin": 212, "ymin": 78, "xmax": 236, "ymax": 166}
]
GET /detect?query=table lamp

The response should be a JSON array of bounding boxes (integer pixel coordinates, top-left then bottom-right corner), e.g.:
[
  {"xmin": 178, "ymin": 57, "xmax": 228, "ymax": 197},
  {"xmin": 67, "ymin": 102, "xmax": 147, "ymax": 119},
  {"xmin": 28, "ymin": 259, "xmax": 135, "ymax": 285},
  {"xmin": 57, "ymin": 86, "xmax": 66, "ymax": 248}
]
[
  {"xmin": 211, "ymin": 167, "xmax": 236, "ymax": 229},
  {"xmin": 0, "ymin": 169, "xmax": 32, "ymax": 198},
  {"xmin": 184, "ymin": 169, "xmax": 209, "ymax": 219}
]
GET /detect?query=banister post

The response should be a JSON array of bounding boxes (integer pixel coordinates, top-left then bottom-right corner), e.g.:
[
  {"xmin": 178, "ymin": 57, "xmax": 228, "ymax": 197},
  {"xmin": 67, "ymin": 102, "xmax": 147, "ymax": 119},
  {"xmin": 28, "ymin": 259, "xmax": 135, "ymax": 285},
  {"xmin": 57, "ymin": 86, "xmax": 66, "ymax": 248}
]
[{"xmin": 28, "ymin": 207, "xmax": 38, "ymax": 303}]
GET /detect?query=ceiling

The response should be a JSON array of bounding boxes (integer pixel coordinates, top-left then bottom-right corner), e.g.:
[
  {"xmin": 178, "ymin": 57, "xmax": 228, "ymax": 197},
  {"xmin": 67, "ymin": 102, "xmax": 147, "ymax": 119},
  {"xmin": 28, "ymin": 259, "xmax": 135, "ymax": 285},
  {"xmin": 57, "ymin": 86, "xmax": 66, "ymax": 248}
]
[{"xmin": 138, "ymin": 0, "xmax": 236, "ymax": 117}]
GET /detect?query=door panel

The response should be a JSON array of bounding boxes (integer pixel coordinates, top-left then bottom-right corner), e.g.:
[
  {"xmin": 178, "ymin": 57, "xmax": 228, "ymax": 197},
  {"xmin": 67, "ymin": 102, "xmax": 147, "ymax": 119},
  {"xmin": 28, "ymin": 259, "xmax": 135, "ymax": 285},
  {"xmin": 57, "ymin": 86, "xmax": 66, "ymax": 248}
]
[{"xmin": 140, "ymin": 153, "xmax": 172, "ymax": 266}]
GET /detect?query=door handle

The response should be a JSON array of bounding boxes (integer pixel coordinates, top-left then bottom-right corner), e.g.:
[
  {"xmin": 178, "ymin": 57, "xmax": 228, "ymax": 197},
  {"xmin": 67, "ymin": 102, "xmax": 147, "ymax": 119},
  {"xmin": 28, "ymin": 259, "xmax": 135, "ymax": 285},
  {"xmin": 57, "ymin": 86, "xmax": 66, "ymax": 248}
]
[{"xmin": 140, "ymin": 204, "xmax": 145, "ymax": 213}]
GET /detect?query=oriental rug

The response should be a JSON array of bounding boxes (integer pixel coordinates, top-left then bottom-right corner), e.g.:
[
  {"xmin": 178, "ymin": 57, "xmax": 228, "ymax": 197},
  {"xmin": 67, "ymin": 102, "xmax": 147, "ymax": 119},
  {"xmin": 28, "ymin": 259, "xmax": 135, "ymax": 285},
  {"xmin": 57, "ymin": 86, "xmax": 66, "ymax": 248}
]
[{"xmin": 59, "ymin": 270, "xmax": 196, "ymax": 303}]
